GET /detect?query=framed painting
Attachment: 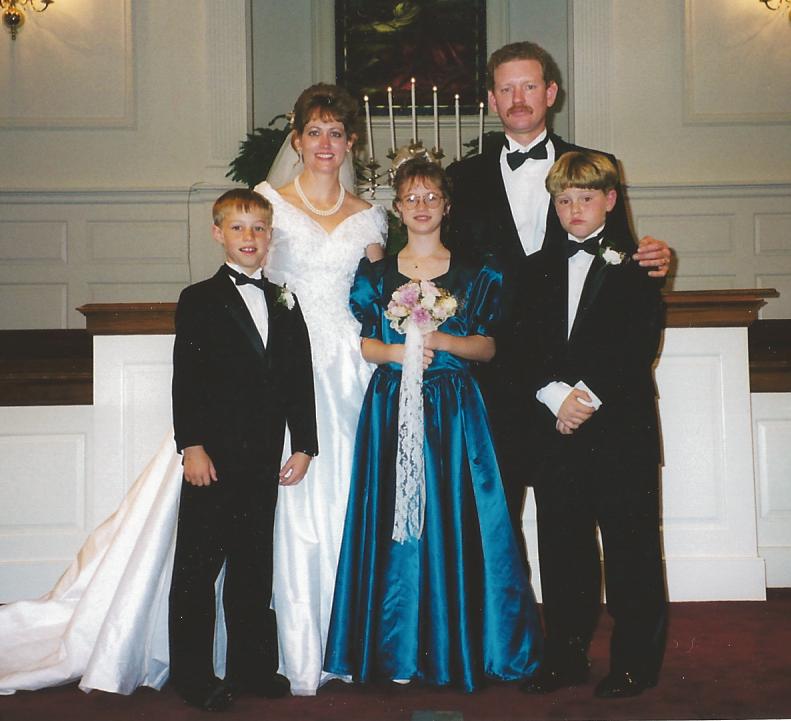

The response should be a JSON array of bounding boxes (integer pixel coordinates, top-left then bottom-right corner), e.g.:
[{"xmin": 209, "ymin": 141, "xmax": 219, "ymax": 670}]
[{"xmin": 335, "ymin": 0, "xmax": 487, "ymax": 115}]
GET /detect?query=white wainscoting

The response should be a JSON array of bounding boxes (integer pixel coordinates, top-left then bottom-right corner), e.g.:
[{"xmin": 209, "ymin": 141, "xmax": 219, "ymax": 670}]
[
  {"xmin": 627, "ymin": 183, "xmax": 791, "ymax": 319},
  {"xmin": 2, "ymin": 183, "xmax": 789, "ymax": 330},
  {"xmin": 751, "ymin": 392, "xmax": 791, "ymax": 588},
  {"xmin": 0, "ymin": 188, "xmax": 227, "ymax": 330}
]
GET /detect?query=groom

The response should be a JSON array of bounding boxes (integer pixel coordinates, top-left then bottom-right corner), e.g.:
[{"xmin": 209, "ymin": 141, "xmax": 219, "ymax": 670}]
[{"xmin": 446, "ymin": 40, "xmax": 671, "ymax": 547}]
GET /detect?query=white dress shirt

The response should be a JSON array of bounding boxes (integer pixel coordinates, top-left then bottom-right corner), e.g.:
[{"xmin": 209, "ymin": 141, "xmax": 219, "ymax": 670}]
[
  {"xmin": 226, "ymin": 262, "xmax": 269, "ymax": 346},
  {"xmin": 536, "ymin": 226, "xmax": 605, "ymax": 417},
  {"xmin": 500, "ymin": 129, "xmax": 555, "ymax": 257}
]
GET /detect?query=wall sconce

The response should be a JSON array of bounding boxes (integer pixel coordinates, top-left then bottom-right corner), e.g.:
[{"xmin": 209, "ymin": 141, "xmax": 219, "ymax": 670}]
[
  {"xmin": 1, "ymin": 0, "xmax": 54, "ymax": 41},
  {"xmin": 759, "ymin": 0, "xmax": 791, "ymax": 21}
]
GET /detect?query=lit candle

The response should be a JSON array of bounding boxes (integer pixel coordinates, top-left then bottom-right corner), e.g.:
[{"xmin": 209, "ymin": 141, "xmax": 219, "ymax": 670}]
[
  {"xmin": 478, "ymin": 101, "xmax": 484, "ymax": 155},
  {"xmin": 432, "ymin": 86, "xmax": 439, "ymax": 151},
  {"xmin": 454, "ymin": 94, "xmax": 461, "ymax": 161},
  {"xmin": 411, "ymin": 77, "xmax": 417, "ymax": 143},
  {"xmin": 363, "ymin": 95, "xmax": 374, "ymax": 160},
  {"xmin": 387, "ymin": 86, "xmax": 396, "ymax": 153}
]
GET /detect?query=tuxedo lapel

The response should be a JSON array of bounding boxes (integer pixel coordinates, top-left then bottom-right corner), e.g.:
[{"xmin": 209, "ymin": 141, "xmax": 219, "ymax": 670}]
[
  {"xmin": 483, "ymin": 137, "xmax": 521, "ymax": 257},
  {"xmin": 210, "ymin": 268, "xmax": 267, "ymax": 359},
  {"xmin": 569, "ymin": 255, "xmax": 610, "ymax": 342},
  {"xmin": 262, "ymin": 280, "xmax": 286, "ymax": 347},
  {"xmin": 543, "ymin": 242, "xmax": 570, "ymax": 347}
]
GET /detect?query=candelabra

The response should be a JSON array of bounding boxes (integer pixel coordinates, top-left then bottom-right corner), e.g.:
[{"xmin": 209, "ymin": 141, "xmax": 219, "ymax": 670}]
[{"xmin": 359, "ymin": 81, "xmax": 482, "ymax": 198}]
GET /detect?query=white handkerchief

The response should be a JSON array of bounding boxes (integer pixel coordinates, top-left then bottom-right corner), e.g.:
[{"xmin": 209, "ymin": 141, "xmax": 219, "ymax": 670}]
[{"xmin": 574, "ymin": 380, "xmax": 602, "ymax": 410}]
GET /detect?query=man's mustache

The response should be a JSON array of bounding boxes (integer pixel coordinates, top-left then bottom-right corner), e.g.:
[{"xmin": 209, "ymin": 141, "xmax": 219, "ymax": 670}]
[{"xmin": 507, "ymin": 104, "xmax": 533, "ymax": 115}]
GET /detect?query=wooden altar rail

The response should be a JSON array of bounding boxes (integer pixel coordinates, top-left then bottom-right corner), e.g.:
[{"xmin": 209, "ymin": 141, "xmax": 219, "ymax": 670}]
[
  {"xmin": 76, "ymin": 289, "xmax": 778, "ymax": 335},
  {"xmin": 0, "ymin": 290, "xmax": 786, "ymax": 406}
]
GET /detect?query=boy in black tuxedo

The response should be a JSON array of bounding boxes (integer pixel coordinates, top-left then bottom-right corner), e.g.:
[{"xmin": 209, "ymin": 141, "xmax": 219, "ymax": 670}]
[
  {"xmin": 169, "ymin": 189, "xmax": 318, "ymax": 711},
  {"xmin": 445, "ymin": 41, "xmax": 672, "ymax": 555},
  {"xmin": 515, "ymin": 152, "xmax": 666, "ymax": 698}
]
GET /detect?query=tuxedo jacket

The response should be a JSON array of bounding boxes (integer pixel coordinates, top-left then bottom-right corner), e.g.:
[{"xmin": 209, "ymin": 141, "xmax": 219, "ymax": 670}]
[
  {"xmin": 445, "ymin": 132, "xmax": 635, "ymax": 273},
  {"xmin": 172, "ymin": 266, "xmax": 318, "ymax": 475},
  {"xmin": 514, "ymin": 224, "xmax": 664, "ymax": 473}
]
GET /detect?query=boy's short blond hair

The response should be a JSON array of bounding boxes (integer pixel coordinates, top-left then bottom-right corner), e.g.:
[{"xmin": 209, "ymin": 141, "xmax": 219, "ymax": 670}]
[
  {"xmin": 545, "ymin": 151, "xmax": 619, "ymax": 197},
  {"xmin": 212, "ymin": 189, "xmax": 273, "ymax": 226}
]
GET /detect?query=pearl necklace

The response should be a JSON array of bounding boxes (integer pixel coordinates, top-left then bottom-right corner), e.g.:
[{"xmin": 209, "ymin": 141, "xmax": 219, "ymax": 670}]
[{"xmin": 294, "ymin": 175, "xmax": 345, "ymax": 217}]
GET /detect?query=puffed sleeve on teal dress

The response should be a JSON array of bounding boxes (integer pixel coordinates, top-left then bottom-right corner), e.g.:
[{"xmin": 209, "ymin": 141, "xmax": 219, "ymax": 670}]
[
  {"xmin": 349, "ymin": 257, "xmax": 386, "ymax": 340},
  {"xmin": 465, "ymin": 260, "xmax": 505, "ymax": 339}
]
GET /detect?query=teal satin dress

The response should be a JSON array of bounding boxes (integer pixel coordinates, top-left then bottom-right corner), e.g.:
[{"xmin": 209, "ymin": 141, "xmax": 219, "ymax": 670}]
[{"xmin": 324, "ymin": 255, "xmax": 542, "ymax": 692}]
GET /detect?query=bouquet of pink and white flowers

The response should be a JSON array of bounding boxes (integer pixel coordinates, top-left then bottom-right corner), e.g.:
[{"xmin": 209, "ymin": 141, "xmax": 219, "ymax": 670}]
[{"xmin": 384, "ymin": 279, "xmax": 457, "ymax": 334}]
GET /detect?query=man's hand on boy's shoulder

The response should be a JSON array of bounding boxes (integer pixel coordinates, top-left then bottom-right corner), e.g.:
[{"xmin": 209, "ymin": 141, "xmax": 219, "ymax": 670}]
[
  {"xmin": 183, "ymin": 445, "xmax": 218, "ymax": 486},
  {"xmin": 279, "ymin": 451, "xmax": 313, "ymax": 486},
  {"xmin": 633, "ymin": 236, "xmax": 671, "ymax": 278}
]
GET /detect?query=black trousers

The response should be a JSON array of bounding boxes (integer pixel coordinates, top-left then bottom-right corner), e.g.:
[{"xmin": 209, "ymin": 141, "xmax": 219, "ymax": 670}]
[
  {"xmin": 533, "ymin": 451, "xmax": 667, "ymax": 680},
  {"xmin": 168, "ymin": 467, "xmax": 279, "ymax": 694}
]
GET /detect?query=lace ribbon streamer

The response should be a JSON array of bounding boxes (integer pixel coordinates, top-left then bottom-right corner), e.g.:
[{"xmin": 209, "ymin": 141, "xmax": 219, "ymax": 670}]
[{"xmin": 392, "ymin": 323, "xmax": 426, "ymax": 543}]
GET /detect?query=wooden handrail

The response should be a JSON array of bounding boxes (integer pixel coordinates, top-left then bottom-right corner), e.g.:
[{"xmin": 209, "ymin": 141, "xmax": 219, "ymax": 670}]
[
  {"xmin": 78, "ymin": 288, "xmax": 779, "ymax": 335},
  {"xmin": 663, "ymin": 288, "xmax": 778, "ymax": 328}
]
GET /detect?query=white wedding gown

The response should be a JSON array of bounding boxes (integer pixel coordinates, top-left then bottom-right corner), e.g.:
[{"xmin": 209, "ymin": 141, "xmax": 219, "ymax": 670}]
[
  {"xmin": 257, "ymin": 182, "xmax": 386, "ymax": 694},
  {"xmin": 0, "ymin": 436, "xmax": 181, "ymax": 694},
  {"xmin": 0, "ymin": 181, "xmax": 386, "ymax": 697}
]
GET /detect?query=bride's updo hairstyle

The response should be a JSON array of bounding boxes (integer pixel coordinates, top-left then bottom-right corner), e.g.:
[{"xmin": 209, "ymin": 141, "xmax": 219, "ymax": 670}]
[
  {"xmin": 292, "ymin": 83, "xmax": 359, "ymax": 137},
  {"xmin": 392, "ymin": 157, "xmax": 452, "ymax": 214}
]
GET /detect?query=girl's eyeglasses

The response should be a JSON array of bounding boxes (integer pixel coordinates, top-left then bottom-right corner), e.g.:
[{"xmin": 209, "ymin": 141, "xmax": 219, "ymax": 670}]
[{"xmin": 398, "ymin": 192, "xmax": 444, "ymax": 210}]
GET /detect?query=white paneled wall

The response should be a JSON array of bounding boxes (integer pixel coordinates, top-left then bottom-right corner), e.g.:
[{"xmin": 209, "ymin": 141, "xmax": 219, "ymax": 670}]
[
  {"xmin": 0, "ymin": 0, "xmax": 249, "ymax": 329},
  {"xmin": 0, "ymin": 190, "xmax": 226, "ymax": 328},
  {"xmin": 2, "ymin": 1, "xmax": 789, "ymax": 328},
  {"xmin": 628, "ymin": 185, "xmax": 791, "ymax": 318},
  {"xmin": 3, "ymin": 183, "xmax": 788, "ymax": 329}
]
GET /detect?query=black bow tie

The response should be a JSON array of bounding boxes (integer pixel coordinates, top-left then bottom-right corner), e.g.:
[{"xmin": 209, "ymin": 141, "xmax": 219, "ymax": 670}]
[
  {"xmin": 567, "ymin": 232, "xmax": 604, "ymax": 259},
  {"xmin": 506, "ymin": 137, "xmax": 549, "ymax": 170},
  {"xmin": 225, "ymin": 265, "xmax": 266, "ymax": 290}
]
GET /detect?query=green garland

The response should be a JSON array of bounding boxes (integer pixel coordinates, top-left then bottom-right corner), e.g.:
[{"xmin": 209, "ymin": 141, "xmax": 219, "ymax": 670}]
[{"xmin": 226, "ymin": 115, "xmax": 291, "ymax": 189}]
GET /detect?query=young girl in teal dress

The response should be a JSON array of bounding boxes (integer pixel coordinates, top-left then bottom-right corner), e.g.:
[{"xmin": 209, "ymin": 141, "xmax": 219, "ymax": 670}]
[{"xmin": 324, "ymin": 158, "xmax": 542, "ymax": 691}]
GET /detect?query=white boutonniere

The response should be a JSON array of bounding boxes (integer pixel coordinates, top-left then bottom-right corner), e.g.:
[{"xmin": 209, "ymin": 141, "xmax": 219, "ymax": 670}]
[
  {"xmin": 277, "ymin": 284, "xmax": 295, "ymax": 309},
  {"xmin": 600, "ymin": 246, "xmax": 626, "ymax": 266}
]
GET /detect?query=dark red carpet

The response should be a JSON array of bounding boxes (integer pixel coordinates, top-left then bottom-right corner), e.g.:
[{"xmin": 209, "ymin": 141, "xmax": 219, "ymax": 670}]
[{"xmin": 2, "ymin": 591, "xmax": 790, "ymax": 721}]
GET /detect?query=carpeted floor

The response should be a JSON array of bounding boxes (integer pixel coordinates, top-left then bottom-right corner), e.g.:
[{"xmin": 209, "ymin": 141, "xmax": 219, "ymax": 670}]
[{"xmin": 2, "ymin": 591, "xmax": 790, "ymax": 721}]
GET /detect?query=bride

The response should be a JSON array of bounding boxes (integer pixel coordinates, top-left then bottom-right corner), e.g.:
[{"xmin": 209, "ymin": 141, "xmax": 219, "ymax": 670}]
[
  {"xmin": 255, "ymin": 83, "xmax": 386, "ymax": 695},
  {"xmin": 0, "ymin": 83, "xmax": 385, "ymax": 697}
]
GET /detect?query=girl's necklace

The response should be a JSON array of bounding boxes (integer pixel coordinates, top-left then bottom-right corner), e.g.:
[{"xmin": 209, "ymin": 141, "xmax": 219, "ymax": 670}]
[{"xmin": 294, "ymin": 174, "xmax": 345, "ymax": 217}]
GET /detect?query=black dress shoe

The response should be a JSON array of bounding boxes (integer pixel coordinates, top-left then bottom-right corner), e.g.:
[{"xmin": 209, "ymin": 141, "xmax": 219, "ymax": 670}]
[
  {"xmin": 234, "ymin": 672, "xmax": 291, "ymax": 699},
  {"xmin": 594, "ymin": 671, "xmax": 654, "ymax": 699},
  {"xmin": 520, "ymin": 658, "xmax": 590, "ymax": 694},
  {"xmin": 179, "ymin": 680, "xmax": 234, "ymax": 712}
]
